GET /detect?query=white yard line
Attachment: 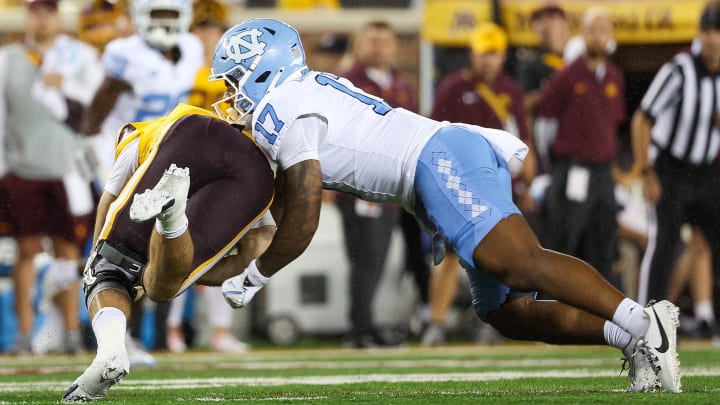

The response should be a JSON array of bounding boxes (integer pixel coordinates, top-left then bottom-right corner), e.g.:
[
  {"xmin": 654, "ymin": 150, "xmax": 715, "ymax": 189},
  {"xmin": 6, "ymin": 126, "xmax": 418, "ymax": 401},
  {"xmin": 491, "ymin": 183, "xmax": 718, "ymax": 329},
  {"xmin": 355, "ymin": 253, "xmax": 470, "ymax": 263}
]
[
  {"xmin": 175, "ymin": 396, "xmax": 330, "ymax": 402},
  {"xmin": 0, "ymin": 358, "xmax": 616, "ymax": 376},
  {"xmin": 1, "ymin": 367, "xmax": 720, "ymax": 392}
]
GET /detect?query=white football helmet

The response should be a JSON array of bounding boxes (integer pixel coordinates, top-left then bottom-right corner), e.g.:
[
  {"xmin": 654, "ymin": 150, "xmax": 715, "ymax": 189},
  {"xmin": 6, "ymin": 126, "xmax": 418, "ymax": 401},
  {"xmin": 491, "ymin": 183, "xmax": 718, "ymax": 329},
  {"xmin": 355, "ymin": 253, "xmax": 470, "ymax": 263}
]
[{"xmin": 132, "ymin": 0, "xmax": 193, "ymax": 50}]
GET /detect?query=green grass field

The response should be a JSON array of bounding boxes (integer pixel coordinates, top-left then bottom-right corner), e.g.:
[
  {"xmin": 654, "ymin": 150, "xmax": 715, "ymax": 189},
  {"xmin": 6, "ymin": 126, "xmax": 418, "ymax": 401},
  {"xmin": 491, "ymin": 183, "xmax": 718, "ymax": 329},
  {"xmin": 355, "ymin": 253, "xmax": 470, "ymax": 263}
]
[{"xmin": 1, "ymin": 340, "xmax": 719, "ymax": 404}]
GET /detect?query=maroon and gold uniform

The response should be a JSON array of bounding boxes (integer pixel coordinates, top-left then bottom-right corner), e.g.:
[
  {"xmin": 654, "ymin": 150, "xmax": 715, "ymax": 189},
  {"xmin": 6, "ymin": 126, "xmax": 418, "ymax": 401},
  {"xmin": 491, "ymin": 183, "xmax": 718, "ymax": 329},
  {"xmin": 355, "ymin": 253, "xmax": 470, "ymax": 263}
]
[
  {"xmin": 97, "ymin": 104, "xmax": 274, "ymax": 292},
  {"xmin": 430, "ymin": 70, "xmax": 529, "ymax": 143},
  {"xmin": 536, "ymin": 57, "xmax": 625, "ymax": 164}
]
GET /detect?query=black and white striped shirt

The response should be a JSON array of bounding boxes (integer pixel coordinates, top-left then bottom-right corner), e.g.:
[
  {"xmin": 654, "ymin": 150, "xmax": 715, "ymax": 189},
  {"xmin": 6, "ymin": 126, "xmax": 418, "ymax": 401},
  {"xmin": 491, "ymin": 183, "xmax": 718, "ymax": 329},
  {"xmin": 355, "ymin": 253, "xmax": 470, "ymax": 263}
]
[{"xmin": 640, "ymin": 51, "xmax": 720, "ymax": 165}]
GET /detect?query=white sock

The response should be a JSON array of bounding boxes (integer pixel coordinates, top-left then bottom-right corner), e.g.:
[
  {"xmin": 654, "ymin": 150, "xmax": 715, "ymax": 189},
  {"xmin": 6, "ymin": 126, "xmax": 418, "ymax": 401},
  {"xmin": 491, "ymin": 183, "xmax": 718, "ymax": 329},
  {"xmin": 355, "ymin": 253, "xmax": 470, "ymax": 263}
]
[
  {"xmin": 612, "ymin": 298, "xmax": 650, "ymax": 338},
  {"xmin": 92, "ymin": 307, "xmax": 127, "ymax": 356},
  {"xmin": 155, "ymin": 214, "xmax": 188, "ymax": 239},
  {"xmin": 603, "ymin": 321, "xmax": 632, "ymax": 350},
  {"xmin": 695, "ymin": 301, "xmax": 716, "ymax": 324},
  {"xmin": 154, "ymin": 169, "xmax": 189, "ymax": 237}
]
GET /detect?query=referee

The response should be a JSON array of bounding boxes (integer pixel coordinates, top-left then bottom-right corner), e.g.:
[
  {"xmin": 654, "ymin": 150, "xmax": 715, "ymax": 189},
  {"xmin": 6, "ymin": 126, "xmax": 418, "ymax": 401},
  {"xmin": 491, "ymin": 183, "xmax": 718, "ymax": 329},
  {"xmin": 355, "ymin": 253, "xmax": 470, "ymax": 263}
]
[{"xmin": 632, "ymin": 1, "xmax": 720, "ymax": 311}]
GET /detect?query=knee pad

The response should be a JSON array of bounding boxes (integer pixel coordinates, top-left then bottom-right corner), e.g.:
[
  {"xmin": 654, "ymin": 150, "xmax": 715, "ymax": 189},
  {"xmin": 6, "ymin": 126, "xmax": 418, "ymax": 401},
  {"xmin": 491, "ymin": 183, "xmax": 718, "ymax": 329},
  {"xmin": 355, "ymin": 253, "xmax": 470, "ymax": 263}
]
[{"xmin": 82, "ymin": 257, "xmax": 139, "ymax": 308}]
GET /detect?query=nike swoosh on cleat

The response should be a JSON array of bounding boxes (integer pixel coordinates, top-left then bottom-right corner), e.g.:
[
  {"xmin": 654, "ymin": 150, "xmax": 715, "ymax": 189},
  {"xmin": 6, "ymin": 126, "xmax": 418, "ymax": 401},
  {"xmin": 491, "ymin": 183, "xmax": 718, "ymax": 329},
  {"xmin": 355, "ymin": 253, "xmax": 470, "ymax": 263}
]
[
  {"xmin": 161, "ymin": 198, "xmax": 175, "ymax": 211},
  {"xmin": 62, "ymin": 383, "xmax": 80, "ymax": 400},
  {"xmin": 651, "ymin": 306, "xmax": 669, "ymax": 353}
]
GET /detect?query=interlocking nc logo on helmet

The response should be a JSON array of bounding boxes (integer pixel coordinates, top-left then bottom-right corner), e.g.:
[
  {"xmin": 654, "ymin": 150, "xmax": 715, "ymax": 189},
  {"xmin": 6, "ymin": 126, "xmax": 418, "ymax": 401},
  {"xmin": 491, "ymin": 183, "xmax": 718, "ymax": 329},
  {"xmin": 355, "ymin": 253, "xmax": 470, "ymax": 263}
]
[{"xmin": 223, "ymin": 28, "xmax": 266, "ymax": 64}]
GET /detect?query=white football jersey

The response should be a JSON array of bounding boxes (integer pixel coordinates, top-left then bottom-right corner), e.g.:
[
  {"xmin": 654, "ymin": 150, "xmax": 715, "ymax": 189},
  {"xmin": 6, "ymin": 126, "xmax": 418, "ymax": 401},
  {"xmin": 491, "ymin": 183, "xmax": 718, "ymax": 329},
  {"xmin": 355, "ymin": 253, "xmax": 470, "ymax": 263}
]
[
  {"xmin": 252, "ymin": 71, "xmax": 446, "ymax": 209},
  {"xmin": 100, "ymin": 33, "xmax": 204, "ymax": 137}
]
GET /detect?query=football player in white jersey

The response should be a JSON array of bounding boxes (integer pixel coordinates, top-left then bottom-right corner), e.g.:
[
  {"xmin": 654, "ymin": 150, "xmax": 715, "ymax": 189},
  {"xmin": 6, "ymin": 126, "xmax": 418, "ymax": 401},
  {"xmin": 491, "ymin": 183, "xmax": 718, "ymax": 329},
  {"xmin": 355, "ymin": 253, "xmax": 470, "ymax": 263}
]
[
  {"xmin": 82, "ymin": 0, "xmax": 203, "ymax": 181},
  {"xmin": 213, "ymin": 19, "xmax": 681, "ymax": 393}
]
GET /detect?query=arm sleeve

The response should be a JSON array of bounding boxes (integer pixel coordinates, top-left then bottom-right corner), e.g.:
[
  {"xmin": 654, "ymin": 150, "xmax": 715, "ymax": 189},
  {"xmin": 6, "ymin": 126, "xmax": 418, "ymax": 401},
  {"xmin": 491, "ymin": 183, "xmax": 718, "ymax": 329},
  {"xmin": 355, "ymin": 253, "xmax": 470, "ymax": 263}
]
[
  {"xmin": 104, "ymin": 138, "xmax": 139, "ymax": 196},
  {"xmin": 639, "ymin": 61, "xmax": 682, "ymax": 121},
  {"xmin": 276, "ymin": 115, "xmax": 325, "ymax": 170}
]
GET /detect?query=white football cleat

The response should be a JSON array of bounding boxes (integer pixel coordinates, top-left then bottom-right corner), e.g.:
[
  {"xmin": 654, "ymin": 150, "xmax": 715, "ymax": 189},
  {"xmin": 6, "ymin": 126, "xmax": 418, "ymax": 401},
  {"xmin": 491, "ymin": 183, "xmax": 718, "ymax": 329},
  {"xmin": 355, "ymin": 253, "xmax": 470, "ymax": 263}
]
[
  {"xmin": 62, "ymin": 352, "xmax": 129, "ymax": 402},
  {"xmin": 639, "ymin": 300, "xmax": 681, "ymax": 393},
  {"xmin": 129, "ymin": 164, "xmax": 190, "ymax": 223},
  {"xmin": 621, "ymin": 336, "xmax": 660, "ymax": 392}
]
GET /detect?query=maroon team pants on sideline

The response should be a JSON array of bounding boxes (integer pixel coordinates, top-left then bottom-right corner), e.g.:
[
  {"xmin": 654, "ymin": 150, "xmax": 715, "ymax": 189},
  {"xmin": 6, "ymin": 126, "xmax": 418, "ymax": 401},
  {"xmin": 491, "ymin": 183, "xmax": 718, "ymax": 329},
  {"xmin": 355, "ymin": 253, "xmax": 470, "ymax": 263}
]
[{"xmin": 2, "ymin": 174, "xmax": 91, "ymax": 245}]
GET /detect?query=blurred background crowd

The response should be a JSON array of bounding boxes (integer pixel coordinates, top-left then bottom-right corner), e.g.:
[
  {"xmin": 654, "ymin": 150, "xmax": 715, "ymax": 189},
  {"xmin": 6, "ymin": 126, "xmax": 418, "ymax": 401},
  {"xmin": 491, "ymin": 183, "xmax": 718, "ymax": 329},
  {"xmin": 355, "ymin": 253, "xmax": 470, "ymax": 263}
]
[{"xmin": 1, "ymin": 0, "xmax": 719, "ymax": 364}]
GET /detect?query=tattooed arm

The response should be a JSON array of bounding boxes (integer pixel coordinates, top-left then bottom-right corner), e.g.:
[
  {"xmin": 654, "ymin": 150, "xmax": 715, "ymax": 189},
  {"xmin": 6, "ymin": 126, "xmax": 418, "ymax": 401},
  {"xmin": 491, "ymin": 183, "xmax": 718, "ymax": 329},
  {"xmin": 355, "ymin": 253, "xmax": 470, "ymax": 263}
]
[
  {"xmin": 255, "ymin": 159, "xmax": 323, "ymax": 277},
  {"xmin": 269, "ymin": 168, "xmax": 287, "ymax": 225}
]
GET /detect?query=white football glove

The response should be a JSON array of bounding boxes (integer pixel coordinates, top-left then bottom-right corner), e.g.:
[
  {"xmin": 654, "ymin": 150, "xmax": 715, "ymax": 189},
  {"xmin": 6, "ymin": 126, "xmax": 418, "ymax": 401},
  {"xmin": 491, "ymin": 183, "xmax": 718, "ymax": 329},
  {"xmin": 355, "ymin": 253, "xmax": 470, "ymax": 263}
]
[{"xmin": 221, "ymin": 260, "xmax": 269, "ymax": 309}]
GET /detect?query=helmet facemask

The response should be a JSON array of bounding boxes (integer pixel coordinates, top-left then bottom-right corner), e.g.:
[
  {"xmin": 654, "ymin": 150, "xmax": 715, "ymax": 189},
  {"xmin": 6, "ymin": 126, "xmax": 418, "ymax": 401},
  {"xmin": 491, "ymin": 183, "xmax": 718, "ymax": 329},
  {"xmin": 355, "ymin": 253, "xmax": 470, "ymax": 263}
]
[
  {"xmin": 209, "ymin": 52, "xmax": 294, "ymax": 127},
  {"xmin": 133, "ymin": 0, "xmax": 192, "ymax": 51},
  {"xmin": 210, "ymin": 60, "xmax": 257, "ymax": 127},
  {"xmin": 140, "ymin": 9, "xmax": 182, "ymax": 49}
]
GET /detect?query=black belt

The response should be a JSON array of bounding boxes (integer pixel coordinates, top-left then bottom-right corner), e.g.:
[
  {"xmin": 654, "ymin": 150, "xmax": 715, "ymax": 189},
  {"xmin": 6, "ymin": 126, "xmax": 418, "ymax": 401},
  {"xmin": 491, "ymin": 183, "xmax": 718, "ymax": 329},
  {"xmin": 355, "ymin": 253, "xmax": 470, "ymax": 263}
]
[{"xmin": 94, "ymin": 240, "xmax": 145, "ymax": 276}]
